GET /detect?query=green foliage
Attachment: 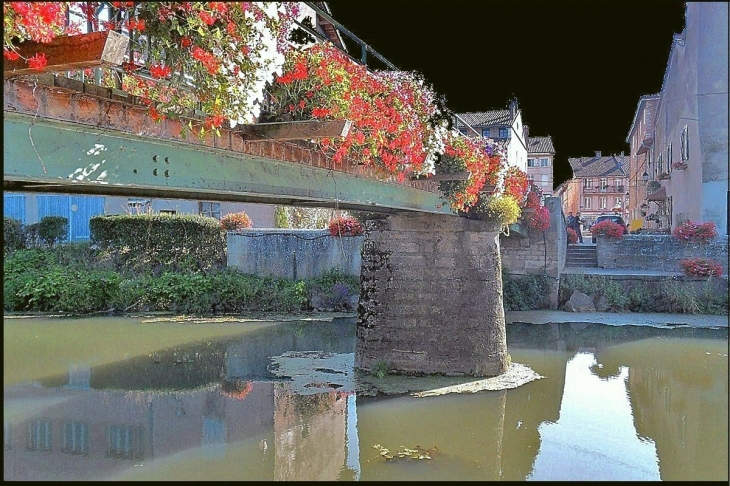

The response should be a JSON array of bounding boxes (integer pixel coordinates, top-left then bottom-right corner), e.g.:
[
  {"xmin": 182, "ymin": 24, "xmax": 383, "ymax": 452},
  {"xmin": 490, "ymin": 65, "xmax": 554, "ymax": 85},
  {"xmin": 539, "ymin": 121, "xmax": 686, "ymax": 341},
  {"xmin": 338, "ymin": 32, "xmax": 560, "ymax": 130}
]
[
  {"xmin": 89, "ymin": 213, "xmax": 226, "ymax": 272},
  {"xmin": 3, "ymin": 217, "xmax": 25, "ymax": 255},
  {"xmin": 560, "ymin": 274, "xmax": 727, "ymax": 315},
  {"xmin": 502, "ymin": 272, "xmax": 551, "ymax": 311},
  {"xmin": 371, "ymin": 359, "xmax": 391, "ymax": 378},
  {"xmin": 38, "ymin": 215, "xmax": 69, "ymax": 247},
  {"xmin": 274, "ymin": 206, "xmax": 290, "ymax": 228}
]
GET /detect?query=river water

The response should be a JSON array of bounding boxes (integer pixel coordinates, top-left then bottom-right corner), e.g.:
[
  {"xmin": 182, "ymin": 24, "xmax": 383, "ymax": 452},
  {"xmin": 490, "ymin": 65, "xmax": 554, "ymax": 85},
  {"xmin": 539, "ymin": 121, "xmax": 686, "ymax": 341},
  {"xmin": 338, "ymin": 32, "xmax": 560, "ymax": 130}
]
[{"xmin": 3, "ymin": 315, "xmax": 728, "ymax": 481}]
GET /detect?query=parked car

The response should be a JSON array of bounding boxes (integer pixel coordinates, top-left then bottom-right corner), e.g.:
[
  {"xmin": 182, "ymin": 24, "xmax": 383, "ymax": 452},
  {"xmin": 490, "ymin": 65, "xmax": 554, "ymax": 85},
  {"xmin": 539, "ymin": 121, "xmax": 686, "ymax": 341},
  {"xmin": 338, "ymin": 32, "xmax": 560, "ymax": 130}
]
[{"xmin": 591, "ymin": 215, "xmax": 629, "ymax": 243}]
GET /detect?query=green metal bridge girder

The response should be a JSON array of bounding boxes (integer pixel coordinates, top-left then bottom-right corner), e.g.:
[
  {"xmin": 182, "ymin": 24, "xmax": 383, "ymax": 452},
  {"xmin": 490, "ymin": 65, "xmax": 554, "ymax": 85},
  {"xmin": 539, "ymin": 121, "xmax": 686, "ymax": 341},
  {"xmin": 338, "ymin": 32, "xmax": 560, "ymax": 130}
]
[{"xmin": 3, "ymin": 112, "xmax": 456, "ymax": 215}]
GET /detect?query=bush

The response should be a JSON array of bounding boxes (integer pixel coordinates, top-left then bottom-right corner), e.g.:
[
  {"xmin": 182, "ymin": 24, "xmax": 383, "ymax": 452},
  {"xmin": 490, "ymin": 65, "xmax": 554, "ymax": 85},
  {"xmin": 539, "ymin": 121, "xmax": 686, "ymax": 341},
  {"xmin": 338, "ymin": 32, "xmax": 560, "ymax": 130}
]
[
  {"xmin": 502, "ymin": 271, "xmax": 550, "ymax": 311},
  {"xmin": 680, "ymin": 257, "xmax": 723, "ymax": 277},
  {"xmin": 220, "ymin": 211, "xmax": 253, "ymax": 231},
  {"xmin": 328, "ymin": 216, "xmax": 363, "ymax": 236},
  {"xmin": 566, "ymin": 227, "xmax": 578, "ymax": 244},
  {"xmin": 38, "ymin": 215, "xmax": 68, "ymax": 246},
  {"xmin": 590, "ymin": 220, "xmax": 625, "ymax": 239},
  {"xmin": 3, "ymin": 217, "xmax": 25, "ymax": 255},
  {"xmin": 90, "ymin": 213, "xmax": 226, "ymax": 272},
  {"xmin": 672, "ymin": 221, "xmax": 717, "ymax": 244}
]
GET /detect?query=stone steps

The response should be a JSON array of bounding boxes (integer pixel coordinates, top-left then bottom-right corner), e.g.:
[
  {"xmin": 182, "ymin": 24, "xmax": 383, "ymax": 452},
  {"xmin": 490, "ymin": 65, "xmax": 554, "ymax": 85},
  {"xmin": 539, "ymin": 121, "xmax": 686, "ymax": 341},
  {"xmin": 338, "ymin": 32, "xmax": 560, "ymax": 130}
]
[{"xmin": 566, "ymin": 245, "xmax": 597, "ymax": 268}]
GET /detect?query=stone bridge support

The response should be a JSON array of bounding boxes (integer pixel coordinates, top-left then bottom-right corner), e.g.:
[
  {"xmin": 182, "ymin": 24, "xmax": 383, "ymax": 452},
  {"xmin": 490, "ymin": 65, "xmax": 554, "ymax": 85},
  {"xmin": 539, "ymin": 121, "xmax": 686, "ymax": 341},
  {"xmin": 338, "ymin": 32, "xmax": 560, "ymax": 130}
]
[{"xmin": 356, "ymin": 213, "xmax": 508, "ymax": 377}]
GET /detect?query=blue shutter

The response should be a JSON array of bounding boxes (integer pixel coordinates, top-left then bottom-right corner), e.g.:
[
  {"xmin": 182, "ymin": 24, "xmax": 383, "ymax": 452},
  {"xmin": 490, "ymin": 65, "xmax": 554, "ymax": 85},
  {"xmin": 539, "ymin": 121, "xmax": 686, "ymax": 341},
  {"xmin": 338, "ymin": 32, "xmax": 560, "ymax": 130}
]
[
  {"xmin": 38, "ymin": 195, "xmax": 71, "ymax": 242},
  {"xmin": 69, "ymin": 196, "xmax": 105, "ymax": 241},
  {"xmin": 3, "ymin": 194, "xmax": 26, "ymax": 224}
]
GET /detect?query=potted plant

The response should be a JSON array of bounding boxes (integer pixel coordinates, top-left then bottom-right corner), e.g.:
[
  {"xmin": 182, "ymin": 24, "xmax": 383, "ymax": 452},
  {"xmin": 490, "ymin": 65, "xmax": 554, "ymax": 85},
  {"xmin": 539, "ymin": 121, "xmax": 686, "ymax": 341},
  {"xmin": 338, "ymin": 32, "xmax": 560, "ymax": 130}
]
[
  {"xmin": 590, "ymin": 220, "xmax": 625, "ymax": 240},
  {"xmin": 672, "ymin": 221, "xmax": 717, "ymax": 244}
]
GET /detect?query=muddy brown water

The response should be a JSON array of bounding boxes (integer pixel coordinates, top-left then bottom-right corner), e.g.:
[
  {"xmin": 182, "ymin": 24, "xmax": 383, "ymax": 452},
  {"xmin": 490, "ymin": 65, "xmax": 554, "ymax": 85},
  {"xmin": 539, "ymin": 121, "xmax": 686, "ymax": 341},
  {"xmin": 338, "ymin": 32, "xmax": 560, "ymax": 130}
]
[{"xmin": 3, "ymin": 315, "xmax": 727, "ymax": 481}]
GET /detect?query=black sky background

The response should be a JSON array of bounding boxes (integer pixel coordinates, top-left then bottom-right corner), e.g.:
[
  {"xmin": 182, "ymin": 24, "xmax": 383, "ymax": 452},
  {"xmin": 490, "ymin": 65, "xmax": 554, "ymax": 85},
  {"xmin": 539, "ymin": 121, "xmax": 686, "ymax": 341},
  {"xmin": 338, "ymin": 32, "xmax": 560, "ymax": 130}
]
[{"xmin": 325, "ymin": 1, "xmax": 688, "ymax": 187}]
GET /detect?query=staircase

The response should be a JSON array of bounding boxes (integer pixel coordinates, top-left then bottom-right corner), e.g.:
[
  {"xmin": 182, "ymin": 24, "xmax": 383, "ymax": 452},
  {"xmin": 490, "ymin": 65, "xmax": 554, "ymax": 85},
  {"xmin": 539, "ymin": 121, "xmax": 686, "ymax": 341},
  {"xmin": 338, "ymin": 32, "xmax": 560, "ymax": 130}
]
[{"xmin": 565, "ymin": 244, "xmax": 597, "ymax": 268}]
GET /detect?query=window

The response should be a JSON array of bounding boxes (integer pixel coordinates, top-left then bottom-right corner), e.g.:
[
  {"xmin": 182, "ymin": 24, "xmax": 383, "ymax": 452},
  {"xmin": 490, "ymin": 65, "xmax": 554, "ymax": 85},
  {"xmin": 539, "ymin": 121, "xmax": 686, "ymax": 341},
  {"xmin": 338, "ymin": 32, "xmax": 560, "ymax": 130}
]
[
  {"xmin": 527, "ymin": 174, "xmax": 534, "ymax": 181},
  {"xmin": 126, "ymin": 198, "xmax": 150, "ymax": 215},
  {"xmin": 599, "ymin": 178, "xmax": 608, "ymax": 189},
  {"xmin": 459, "ymin": 127, "xmax": 468, "ymax": 135},
  {"xmin": 199, "ymin": 201, "xmax": 221, "ymax": 219},
  {"xmin": 583, "ymin": 197, "xmax": 592, "ymax": 209},
  {"xmin": 667, "ymin": 143, "xmax": 673, "ymax": 172},
  {"xmin": 657, "ymin": 154, "xmax": 664, "ymax": 174},
  {"xmin": 481, "ymin": 128, "xmax": 491, "ymax": 138},
  {"xmin": 499, "ymin": 127, "xmax": 509, "ymax": 138},
  {"xmin": 614, "ymin": 197, "xmax": 622, "ymax": 207},
  {"xmin": 159, "ymin": 209, "xmax": 176, "ymax": 215},
  {"xmin": 527, "ymin": 158, "xmax": 537, "ymax": 167},
  {"xmin": 583, "ymin": 179, "xmax": 593, "ymax": 188},
  {"xmin": 62, "ymin": 421, "xmax": 89, "ymax": 455},
  {"xmin": 540, "ymin": 158, "xmax": 550, "ymax": 167},
  {"xmin": 680, "ymin": 125, "xmax": 689, "ymax": 161},
  {"xmin": 599, "ymin": 197, "xmax": 607, "ymax": 209},
  {"xmin": 108, "ymin": 425, "xmax": 144, "ymax": 460},
  {"xmin": 27, "ymin": 420, "xmax": 52, "ymax": 452}
]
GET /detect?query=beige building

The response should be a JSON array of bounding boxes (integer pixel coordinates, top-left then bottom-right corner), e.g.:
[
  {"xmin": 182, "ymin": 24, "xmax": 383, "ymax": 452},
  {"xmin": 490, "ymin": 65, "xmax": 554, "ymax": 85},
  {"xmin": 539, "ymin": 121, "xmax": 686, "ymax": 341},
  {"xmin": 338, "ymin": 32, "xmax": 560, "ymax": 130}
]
[
  {"xmin": 560, "ymin": 152, "xmax": 630, "ymax": 230},
  {"xmin": 625, "ymin": 94, "xmax": 660, "ymax": 230},
  {"xmin": 626, "ymin": 2, "xmax": 728, "ymax": 235},
  {"xmin": 526, "ymin": 134, "xmax": 556, "ymax": 196}
]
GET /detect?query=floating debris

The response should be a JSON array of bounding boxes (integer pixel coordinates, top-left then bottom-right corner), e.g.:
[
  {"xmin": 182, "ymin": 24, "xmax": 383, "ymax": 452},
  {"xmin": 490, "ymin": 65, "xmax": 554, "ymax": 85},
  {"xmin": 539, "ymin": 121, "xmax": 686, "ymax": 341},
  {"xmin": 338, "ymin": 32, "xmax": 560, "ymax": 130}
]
[{"xmin": 372, "ymin": 444, "xmax": 437, "ymax": 461}]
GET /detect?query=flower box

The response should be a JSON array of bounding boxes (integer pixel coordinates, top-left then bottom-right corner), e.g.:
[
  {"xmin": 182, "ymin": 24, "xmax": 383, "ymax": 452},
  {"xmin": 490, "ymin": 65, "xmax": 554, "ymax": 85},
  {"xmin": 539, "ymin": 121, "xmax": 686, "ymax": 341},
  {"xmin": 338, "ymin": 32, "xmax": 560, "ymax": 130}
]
[{"xmin": 672, "ymin": 162, "xmax": 688, "ymax": 170}]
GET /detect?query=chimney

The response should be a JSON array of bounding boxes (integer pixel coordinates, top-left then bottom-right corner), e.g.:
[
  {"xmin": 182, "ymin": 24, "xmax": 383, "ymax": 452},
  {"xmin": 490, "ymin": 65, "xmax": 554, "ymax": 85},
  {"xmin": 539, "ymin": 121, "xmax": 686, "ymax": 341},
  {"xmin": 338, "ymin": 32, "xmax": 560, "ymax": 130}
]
[
  {"xmin": 524, "ymin": 124, "xmax": 529, "ymax": 139},
  {"xmin": 595, "ymin": 151, "xmax": 601, "ymax": 158},
  {"xmin": 509, "ymin": 99, "xmax": 517, "ymax": 119}
]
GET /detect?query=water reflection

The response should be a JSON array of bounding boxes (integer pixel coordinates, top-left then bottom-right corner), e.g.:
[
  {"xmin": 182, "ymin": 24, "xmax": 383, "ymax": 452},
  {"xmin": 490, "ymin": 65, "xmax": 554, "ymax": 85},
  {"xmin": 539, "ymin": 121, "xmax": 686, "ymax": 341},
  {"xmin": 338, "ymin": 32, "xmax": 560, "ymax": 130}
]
[{"xmin": 3, "ymin": 318, "xmax": 727, "ymax": 481}]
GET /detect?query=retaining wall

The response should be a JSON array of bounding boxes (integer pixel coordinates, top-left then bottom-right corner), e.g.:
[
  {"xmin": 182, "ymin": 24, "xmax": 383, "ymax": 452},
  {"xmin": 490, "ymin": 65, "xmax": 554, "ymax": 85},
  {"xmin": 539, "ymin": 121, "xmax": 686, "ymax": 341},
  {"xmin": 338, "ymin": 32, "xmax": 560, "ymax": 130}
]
[
  {"xmin": 227, "ymin": 229, "xmax": 363, "ymax": 280},
  {"xmin": 596, "ymin": 234, "xmax": 729, "ymax": 275}
]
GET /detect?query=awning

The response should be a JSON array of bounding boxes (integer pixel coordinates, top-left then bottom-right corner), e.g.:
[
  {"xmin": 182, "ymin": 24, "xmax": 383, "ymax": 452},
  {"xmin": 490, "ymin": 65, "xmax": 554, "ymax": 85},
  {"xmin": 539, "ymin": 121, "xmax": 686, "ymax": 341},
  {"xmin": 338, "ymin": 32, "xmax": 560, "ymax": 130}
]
[{"xmin": 647, "ymin": 186, "xmax": 667, "ymax": 201}]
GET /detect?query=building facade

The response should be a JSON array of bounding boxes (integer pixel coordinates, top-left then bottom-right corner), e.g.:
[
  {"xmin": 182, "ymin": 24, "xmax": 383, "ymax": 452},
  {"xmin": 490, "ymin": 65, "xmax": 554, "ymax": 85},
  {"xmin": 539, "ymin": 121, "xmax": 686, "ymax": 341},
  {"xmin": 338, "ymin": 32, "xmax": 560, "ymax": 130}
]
[
  {"xmin": 625, "ymin": 94, "xmax": 660, "ymax": 230},
  {"xmin": 526, "ymin": 134, "xmax": 556, "ymax": 196},
  {"xmin": 455, "ymin": 99, "xmax": 529, "ymax": 172},
  {"xmin": 632, "ymin": 2, "xmax": 728, "ymax": 235},
  {"xmin": 562, "ymin": 152, "xmax": 630, "ymax": 230}
]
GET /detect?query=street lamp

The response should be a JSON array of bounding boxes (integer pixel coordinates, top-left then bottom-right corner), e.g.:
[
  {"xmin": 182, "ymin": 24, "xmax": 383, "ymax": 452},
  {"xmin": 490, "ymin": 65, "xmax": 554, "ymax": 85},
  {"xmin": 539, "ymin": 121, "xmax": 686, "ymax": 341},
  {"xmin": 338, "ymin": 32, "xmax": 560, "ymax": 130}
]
[{"xmin": 641, "ymin": 171, "xmax": 649, "ymax": 184}]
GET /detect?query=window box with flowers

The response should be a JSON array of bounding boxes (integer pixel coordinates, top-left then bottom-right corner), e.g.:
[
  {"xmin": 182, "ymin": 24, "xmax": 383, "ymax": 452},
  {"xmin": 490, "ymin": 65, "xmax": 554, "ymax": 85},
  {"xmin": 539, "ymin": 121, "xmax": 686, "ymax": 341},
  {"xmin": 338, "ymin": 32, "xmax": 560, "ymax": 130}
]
[
  {"xmin": 671, "ymin": 162, "xmax": 688, "ymax": 171},
  {"xmin": 672, "ymin": 221, "xmax": 717, "ymax": 244},
  {"xmin": 679, "ymin": 257, "xmax": 723, "ymax": 278}
]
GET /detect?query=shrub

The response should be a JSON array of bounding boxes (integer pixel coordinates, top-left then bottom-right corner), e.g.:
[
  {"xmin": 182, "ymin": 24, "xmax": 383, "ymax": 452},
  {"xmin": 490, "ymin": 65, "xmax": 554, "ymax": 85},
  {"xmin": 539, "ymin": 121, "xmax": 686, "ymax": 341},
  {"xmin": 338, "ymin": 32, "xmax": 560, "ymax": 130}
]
[
  {"xmin": 680, "ymin": 257, "xmax": 723, "ymax": 277},
  {"xmin": 3, "ymin": 217, "xmax": 25, "ymax": 255},
  {"xmin": 502, "ymin": 272, "xmax": 550, "ymax": 311},
  {"xmin": 672, "ymin": 221, "xmax": 717, "ymax": 244},
  {"xmin": 328, "ymin": 216, "xmax": 363, "ymax": 237},
  {"xmin": 38, "ymin": 215, "xmax": 68, "ymax": 247},
  {"xmin": 566, "ymin": 227, "xmax": 578, "ymax": 244},
  {"xmin": 220, "ymin": 211, "xmax": 253, "ymax": 231},
  {"xmin": 590, "ymin": 220, "xmax": 625, "ymax": 239}
]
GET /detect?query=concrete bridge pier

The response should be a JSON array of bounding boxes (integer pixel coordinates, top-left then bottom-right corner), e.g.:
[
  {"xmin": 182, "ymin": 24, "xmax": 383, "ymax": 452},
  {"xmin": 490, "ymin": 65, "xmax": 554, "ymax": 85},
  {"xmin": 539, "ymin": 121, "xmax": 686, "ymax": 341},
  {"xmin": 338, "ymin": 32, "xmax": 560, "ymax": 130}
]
[{"xmin": 356, "ymin": 213, "xmax": 509, "ymax": 377}]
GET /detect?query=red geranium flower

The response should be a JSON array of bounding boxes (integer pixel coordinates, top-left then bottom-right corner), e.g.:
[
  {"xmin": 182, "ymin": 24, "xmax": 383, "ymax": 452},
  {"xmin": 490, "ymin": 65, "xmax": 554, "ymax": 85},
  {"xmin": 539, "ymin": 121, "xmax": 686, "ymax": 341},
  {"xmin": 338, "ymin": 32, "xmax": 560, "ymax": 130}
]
[{"xmin": 27, "ymin": 52, "xmax": 47, "ymax": 71}]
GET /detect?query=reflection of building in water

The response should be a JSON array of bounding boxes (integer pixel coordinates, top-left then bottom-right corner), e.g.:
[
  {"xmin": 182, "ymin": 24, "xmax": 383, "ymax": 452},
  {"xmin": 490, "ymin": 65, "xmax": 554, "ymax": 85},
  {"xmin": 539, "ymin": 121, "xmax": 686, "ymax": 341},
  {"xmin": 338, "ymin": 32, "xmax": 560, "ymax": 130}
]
[
  {"xmin": 273, "ymin": 385, "xmax": 355, "ymax": 481},
  {"xmin": 595, "ymin": 341, "xmax": 729, "ymax": 481},
  {"xmin": 3, "ymin": 382, "xmax": 276, "ymax": 481}
]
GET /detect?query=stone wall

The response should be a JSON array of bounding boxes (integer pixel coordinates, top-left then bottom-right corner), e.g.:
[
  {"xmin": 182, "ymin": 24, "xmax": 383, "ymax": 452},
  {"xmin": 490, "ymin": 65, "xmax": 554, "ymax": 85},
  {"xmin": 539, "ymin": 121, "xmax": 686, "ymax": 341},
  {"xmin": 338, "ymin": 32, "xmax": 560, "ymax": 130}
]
[
  {"xmin": 500, "ymin": 197, "xmax": 566, "ymax": 278},
  {"xmin": 356, "ymin": 213, "xmax": 508, "ymax": 377},
  {"xmin": 227, "ymin": 229, "xmax": 363, "ymax": 280},
  {"xmin": 596, "ymin": 234, "xmax": 729, "ymax": 275}
]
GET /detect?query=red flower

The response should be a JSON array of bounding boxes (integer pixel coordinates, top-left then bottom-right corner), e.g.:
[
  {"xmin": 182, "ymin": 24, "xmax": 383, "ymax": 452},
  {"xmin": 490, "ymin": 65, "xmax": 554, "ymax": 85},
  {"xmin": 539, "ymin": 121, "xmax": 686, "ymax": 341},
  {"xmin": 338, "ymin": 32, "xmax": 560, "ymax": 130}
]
[
  {"xmin": 181, "ymin": 36, "xmax": 192, "ymax": 48},
  {"xmin": 149, "ymin": 63, "xmax": 172, "ymax": 79},
  {"xmin": 3, "ymin": 49, "xmax": 20, "ymax": 61},
  {"xmin": 127, "ymin": 18, "xmax": 145, "ymax": 31},
  {"xmin": 27, "ymin": 52, "xmax": 47, "ymax": 71},
  {"xmin": 199, "ymin": 10, "xmax": 216, "ymax": 26}
]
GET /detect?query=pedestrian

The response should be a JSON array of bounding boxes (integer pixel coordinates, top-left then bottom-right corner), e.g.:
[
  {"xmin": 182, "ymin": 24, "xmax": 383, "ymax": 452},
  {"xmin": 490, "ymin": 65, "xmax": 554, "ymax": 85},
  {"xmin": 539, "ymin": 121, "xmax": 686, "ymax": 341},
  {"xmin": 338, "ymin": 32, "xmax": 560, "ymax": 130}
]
[{"xmin": 573, "ymin": 211, "xmax": 584, "ymax": 243}]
